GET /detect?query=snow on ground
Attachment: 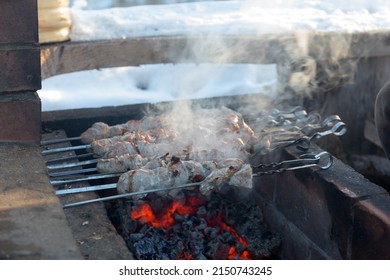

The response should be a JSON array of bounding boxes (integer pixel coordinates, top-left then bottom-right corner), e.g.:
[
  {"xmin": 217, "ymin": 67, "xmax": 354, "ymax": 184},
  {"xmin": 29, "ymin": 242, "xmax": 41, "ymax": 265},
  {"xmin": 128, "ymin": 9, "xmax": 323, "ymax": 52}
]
[
  {"xmin": 70, "ymin": 0, "xmax": 390, "ymax": 41},
  {"xmin": 39, "ymin": 0, "xmax": 390, "ymax": 111},
  {"xmin": 39, "ymin": 64, "xmax": 277, "ymax": 111}
]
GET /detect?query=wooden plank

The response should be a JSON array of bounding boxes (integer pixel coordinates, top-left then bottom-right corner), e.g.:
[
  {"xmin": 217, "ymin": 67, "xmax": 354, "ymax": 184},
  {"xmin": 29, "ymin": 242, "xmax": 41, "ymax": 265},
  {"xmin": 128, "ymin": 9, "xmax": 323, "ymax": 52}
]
[
  {"xmin": 40, "ymin": 35, "xmax": 291, "ymax": 79},
  {"xmin": 41, "ymin": 31, "xmax": 390, "ymax": 80}
]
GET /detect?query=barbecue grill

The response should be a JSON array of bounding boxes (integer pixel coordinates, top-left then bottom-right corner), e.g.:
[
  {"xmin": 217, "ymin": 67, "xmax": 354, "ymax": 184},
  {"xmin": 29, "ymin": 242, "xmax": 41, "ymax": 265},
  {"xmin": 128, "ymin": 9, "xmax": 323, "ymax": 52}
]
[{"xmin": 1, "ymin": 1, "xmax": 390, "ymax": 260}]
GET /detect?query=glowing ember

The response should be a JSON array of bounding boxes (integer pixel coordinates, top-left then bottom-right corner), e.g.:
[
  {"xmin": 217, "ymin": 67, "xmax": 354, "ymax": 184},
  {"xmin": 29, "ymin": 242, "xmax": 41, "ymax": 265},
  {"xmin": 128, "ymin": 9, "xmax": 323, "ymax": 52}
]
[
  {"xmin": 213, "ymin": 212, "xmax": 251, "ymax": 260},
  {"xmin": 131, "ymin": 196, "xmax": 204, "ymax": 229},
  {"xmin": 130, "ymin": 196, "xmax": 252, "ymax": 260}
]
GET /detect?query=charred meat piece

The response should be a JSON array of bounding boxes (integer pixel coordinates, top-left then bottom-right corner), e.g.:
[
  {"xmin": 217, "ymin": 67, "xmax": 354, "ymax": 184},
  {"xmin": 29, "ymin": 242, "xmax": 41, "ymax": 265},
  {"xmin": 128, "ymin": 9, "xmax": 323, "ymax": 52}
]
[
  {"xmin": 117, "ymin": 157, "xmax": 253, "ymax": 199},
  {"xmin": 136, "ymin": 140, "xmax": 187, "ymax": 158},
  {"xmin": 81, "ymin": 120, "xmax": 140, "ymax": 143},
  {"xmin": 80, "ymin": 115, "xmax": 168, "ymax": 144},
  {"xmin": 199, "ymin": 159, "xmax": 252, "ymax": 196},
  {"xmin": 80, "ymin": 122, "xmax": 110, "ymax": 144},
  {"xmin": 228, "ymin": 163, "xmax": 253, "ymax": 190},
  {"xmin": 82, "ymin": 107, "xmax": 257, "ymax": 197},
  {"xmin": 91, "ymin": 138, "xmax": 138, "ymax": 158},
  {"xmin": 117, "ymin": 158, "xmax": 211, "ymax": 197},
  {"xmin": 97, "ymin": 153, "xmax": 147, "ymax": 173},
  {"xmin": 117, "ymin": 168, "xmax": 173, "ymax": 199}
]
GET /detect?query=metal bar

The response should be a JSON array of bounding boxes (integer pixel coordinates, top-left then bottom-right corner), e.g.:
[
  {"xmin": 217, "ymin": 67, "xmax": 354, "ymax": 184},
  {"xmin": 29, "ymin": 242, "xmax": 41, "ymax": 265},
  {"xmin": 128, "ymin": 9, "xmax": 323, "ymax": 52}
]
[
  {"xmin": 253, "ymin": 151, "xmax": 333, "ymax": 176},
  {"xmin": 56, "ymin": 184, "xmax": 117, "ymax": 195},
  {"xmin": 41, "ymin": 144, "xmax": 91, "ymax": 156},
  {"xmin": 45, "ymin": 153, "xmax": 96, "ymax": 165},
  {"xmin": 46, "ymin": 159, "xmax": 98, "ymax": 170},
  {"xmin": 41, "ymin": 136, "xmax": 82, "ymax": 146},
  {"xmin": 48, "ymin": 167, "xmax": 98, "ymax": 177},
  {"xmin": 62, "ymin": 182, "xmax": 201, "ymax": 209},
  {"xmin": 50, "ymin": 173, "xmax": 121, "ymax": 185}
]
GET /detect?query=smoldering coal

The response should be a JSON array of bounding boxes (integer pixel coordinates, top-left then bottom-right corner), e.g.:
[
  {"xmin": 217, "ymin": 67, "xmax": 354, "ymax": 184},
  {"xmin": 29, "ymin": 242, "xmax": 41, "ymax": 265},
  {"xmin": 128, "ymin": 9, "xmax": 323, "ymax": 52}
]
[{"xmin": 120, "ymin": 189, "xmax": 281, "ymax": 260}]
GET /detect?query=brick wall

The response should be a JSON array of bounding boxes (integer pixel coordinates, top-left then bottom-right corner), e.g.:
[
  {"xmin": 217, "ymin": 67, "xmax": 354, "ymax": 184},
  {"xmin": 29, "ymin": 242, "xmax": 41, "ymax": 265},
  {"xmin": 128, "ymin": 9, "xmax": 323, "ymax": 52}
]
[{"xmin": 0, "ymin": 0, "xmax": 42, "ymax": 142}]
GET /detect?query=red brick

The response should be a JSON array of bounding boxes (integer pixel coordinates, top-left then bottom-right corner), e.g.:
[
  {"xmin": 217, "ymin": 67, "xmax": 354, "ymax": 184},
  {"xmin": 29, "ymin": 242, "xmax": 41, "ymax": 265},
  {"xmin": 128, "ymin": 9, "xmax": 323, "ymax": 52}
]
[
  {"xmin": 0, "ymin": 48, "xmax": 41, "ymax": 92},
  {"xmin": 0, "ymin": 0, "xmax": 38, "ymax": 44},
  {"xmin": 0, "ymin": 92, "xmax": 41, "ymax": 142}
]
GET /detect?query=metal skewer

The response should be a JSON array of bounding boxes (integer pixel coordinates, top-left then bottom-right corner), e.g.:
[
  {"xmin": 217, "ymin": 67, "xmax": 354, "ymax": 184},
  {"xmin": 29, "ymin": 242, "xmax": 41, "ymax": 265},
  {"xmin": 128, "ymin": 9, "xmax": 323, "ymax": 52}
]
[
  {"xmin": 62, "ymin": 182, "xmax": 202, "ymax": 209},
  {"xmin": 46, "ymin": 159, "xmax": 98, "ymax": 170},
  {"xmin": 253, "ymin": 151, "xmax": 333, "ymax": 176},
  {"xmin": 48, "ymin": 167, "xmax": 98, "ymax": 177},
  {"xmin": 41, "ymin": 136, "xmax": 82, "ymax": 146},
  {"xmin": 56, "ymin": 183, "xmax": 117, "ymax": 195},
  {"xmin": 42, "ymin": 144, "xmax": 91, "ymax": 155},
  {"xmin": 50, "ymin": 173, "xmax": 121, "ymax": 185},
  {"xmin": 270, "ymin": 121, "xmax": 347, "ymax": 152},
  {"xmin": 45, "ymin": 153, "xmax": 96, "ymax": 165}
]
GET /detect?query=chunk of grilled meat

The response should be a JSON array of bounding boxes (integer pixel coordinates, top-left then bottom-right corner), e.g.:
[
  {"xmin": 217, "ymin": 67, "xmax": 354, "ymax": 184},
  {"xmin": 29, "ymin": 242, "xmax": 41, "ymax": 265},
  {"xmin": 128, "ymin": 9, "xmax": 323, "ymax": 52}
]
[
  {"xmin": 117, "ymin": 157, "xmax": 252, "ymax": 199},
  {"xmin": 96, "ymin": 153, "xmax": 148, "ymax": 173},
  {"xmin": 81, "ymin": 120, "xmax": 140, "ymax": 143},
  {"xmin": 116, "ymin": 158, "xmax": 209, "ymax": 198}
]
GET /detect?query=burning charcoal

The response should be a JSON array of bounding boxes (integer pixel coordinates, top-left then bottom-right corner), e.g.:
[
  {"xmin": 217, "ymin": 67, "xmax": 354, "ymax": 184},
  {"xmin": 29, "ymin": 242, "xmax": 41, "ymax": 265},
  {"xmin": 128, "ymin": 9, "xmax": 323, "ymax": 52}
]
[
  {"xmin": 173, "ymin": 212, "xmax": 185, "ymax": 223},
  {"xmin": 130, "ymin": 233, "xmax": 144, "ymax": 242},
  {"xmin": 194, "ymin": 218, "xmax": 207, "ymax": 231},
  {"xmin": 245, "ymin": 229, "xmax": 282, "ymax": 259},
  {"xmin": 117, "ymin": 180, "xmax": 282, "ymax": 260},
  {"xmin": 203, "ymin": 227, "xmax": 219, "ymax": 239},
  {"xmin": 169, "ymin": 190, "xmax": 186, "ymax": 201},
  {"xmin": 219, "ymin": 231, "xmax": 236, "ymax": 244},
  {"xmin": 150, "ymin": 195, "xmax": 174, "ymax": 214},
  {"xmin": 196, "ymin": 206, "xmax": 207, "ymax": 218},
  {"xmin": 193, "ymin": 253, "xmax": 207, "ymax": 260},
  {"xmin": 170, "ymin": 223, "xmax": 183, "ymax": 235},
  {"xmin": 213, "ymin": 243, "xmax": 232, "ymax": 260},
  {"xmin": 204, "ymin": 240, "xmax": 219, "ymax": 259},
  {"xmin": 168, "ymin": 240, "xmax": 186, "ymax": 260},
  {"xmin": 131, "ymin": 238, "xmax": 157, "ymax": 260},
  {"xmin": 189, "ymin": 230, "xmax": 203, "ymax": 240},
  {"xmin": 235, "ymin": 241, "xmax": 246, "ymax": 255},
  {"xmin": 181, "ymin": 219, "xmax": 193, "ymax": 232},
  {"xmin": 189, "ymin": 239, "xmax": 206, "ymax": 259}
]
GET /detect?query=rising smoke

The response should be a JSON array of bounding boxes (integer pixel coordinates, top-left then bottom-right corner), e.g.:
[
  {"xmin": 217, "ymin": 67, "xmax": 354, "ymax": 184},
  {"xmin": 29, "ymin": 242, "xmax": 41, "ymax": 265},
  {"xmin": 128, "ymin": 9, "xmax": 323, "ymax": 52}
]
[{"xmin": 152, "ymin": 1, "xmax": 362, "ymax": 123}]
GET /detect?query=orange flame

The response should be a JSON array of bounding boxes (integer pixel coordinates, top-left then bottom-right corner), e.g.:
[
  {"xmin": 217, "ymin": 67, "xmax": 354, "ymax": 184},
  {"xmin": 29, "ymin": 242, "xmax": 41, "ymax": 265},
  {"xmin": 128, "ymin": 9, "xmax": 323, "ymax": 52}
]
[
  {"xmin": 131, "ymin": 196, "xmax": 204, "ymax": 229},
  {"xmin": 213, "ymin": 212, "xmax": 251, "ymax": 260},
  {"xmin": 130, "ymin": 197, "xmax": 251, "ymax": 259}
]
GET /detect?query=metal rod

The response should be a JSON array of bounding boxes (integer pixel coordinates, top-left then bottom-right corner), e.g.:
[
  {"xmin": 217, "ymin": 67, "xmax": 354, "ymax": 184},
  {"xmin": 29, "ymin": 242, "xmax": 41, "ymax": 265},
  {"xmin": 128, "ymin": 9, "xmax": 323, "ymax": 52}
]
[
  {"xmin": 42, "ymin": 144, "xmax": 91, "ymax": 156},
  {"xmin": 62, "ymin": 182, "xmax": 201, "ymax": 209},
  {"xmin": 56, "ymin": 184, "xmax": 117, "ymax": 195},
  {"xmin": 253, "ymin": 151, "xmax": 333, "ymax": 176},
  {"xmin": 46, "ymin": 159, "xmax": 98, "ymax": 170},
  {"xmin": 41, "ymin": 136, "xmax": 82, "ymax": 146},
  {"xmin": 45, "ymin": 153, "xmax": 96, "ymax": 165},
  {"xmin": 50, "ymin": 173, "xmax": 121, "ymax": 185},
  {"xmin": 48, "ymin": 167, "xmax": 98, "ymax": 177}
]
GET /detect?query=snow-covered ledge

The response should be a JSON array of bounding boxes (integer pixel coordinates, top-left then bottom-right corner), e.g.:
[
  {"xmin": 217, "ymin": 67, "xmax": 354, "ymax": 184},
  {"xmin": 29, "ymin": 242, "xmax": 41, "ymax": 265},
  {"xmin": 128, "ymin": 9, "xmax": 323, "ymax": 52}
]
[
  {"xmin": 40, "ymin": 0, "xmax": 390, "ymax": 79},
  {"xmin": 40, "ymin": 31, "xmax": 390, "ymax": 80}
]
